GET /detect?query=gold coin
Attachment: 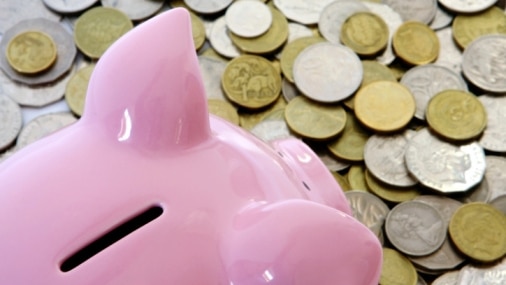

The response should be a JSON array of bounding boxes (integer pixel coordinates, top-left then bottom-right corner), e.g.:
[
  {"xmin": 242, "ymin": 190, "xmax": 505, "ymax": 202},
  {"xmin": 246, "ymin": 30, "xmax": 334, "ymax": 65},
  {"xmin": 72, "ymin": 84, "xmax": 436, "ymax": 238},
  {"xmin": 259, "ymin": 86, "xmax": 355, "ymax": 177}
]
[
  {"xmin": 331, "ymin": 171, "xmax": 352, "ymax": 192},
  {"xmin": 229, "ymin": 6, "xmax": 288, "ymax": 55},
  {"xmin": 208, "ymin": 99, "xmax": 239, "ymax": 125},
  {"xmin": 426, "ymin": 90, "xmax": 487, "ymax": 141},
  {"xmin": 392, "ymin": 21, "xmax": 439, "ymax": 65},
  {"xmin": 65, "ymin": 65, "xmax": 95, "ymax": 117},
  {"xmin": 74, "ymin": 7, "xmax": 133, "ymax": 59},
  {"xmin": 222, "ymin": 54, "xmax": 281, "ymax": 110},
  {"xmin": 347, "ymin": 164, "xmax": 369, "ymax": 192},
  {"xmin": 354, "ymin": 81, "xmax": 416, "ymax": 133},
  {"xmin": 452, "ymin": 6, "xmax": 506, "ymax": 49},
  {"xmin": 380, "ymin": 248, "xmax": 417, "ymax": 285},
  {"xmin": 190, "ymin": 10, "xmax": 205, "ymax": 51},
  {"xmin": 6, "ymin": 30, "xmax": 57, "ymax": 74},
  {"xmin": 449, "ymin": 202, "xmax": 506, "ymax": 263},
  {"xmin": 365, "ymin": 169, "xmax": 421, "ymax": 203},
  {"xmin": 280, "ymin": 36, "xmax": 325, "ymax": 83},
  {"xmin": 340, "ymin": 12, "xmax": 389, "ymax": 56},
  {"xmin": 238, "ymin": 96, "xmax": 286, "ymax": 130},
  {"xmin": 284, "ymin": 96, "xmax": 346, "ymax": 141},
  {"xmin": 326, "ymin": 111, "xmax": 370, "ymax": 162}
]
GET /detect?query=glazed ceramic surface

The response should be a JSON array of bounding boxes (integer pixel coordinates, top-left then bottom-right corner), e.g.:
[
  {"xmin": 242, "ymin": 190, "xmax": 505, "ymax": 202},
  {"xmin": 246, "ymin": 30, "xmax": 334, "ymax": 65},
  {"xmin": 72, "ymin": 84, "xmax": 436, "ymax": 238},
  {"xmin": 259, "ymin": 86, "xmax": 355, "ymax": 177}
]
[{"xmin": 0, "ymin": 8, "xmax": 382, "ymax": 285}]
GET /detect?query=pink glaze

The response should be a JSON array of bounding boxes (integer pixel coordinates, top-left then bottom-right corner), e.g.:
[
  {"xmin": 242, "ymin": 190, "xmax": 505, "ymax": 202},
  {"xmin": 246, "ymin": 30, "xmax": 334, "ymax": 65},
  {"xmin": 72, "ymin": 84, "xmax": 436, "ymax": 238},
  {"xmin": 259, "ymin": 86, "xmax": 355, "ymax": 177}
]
[{"xmin": 0, "ymin": 8, "xmax": 381, "ymax": 285}]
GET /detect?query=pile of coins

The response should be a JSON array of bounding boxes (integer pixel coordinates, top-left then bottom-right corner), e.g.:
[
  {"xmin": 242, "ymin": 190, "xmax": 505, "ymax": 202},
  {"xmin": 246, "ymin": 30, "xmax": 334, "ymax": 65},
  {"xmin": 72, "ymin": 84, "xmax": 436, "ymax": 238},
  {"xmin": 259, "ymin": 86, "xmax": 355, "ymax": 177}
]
[{"xmin": 1, "ymin": 0, "xmax": 506, "ymax": 284}]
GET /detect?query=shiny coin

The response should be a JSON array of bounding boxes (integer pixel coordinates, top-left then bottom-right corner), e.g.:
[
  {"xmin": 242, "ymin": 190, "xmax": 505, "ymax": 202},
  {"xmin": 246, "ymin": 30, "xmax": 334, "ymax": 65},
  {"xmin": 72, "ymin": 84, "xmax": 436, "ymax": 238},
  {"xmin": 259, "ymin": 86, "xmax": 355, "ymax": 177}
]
[
  {"xmin": 6, "ymin": 30, "xmax": 57, "ymax": 74},
  {"xmin": 432, "ymin": 271, "xmax": 459, "ymax": 285},
  {"xmin": 479, "ymin": 95, "xmax": 506, "ymax": 152},
  {"xmin": 222, "ymin": 55, "xmax": 281, "ymax": 110},
  {"xmin": 65, "ymin": 65, "xmax": 95, "ymax": 117},
  {"xmin": 209, "ymin": 16, "xmax": 241, "ymax": 58},
  {"xmin": 426, "ymin": 90, "xmax": 487, "ymax": 141},
  {"xmin": 42, "ymin": 0, "xmax": 99, "ymax": 14},
  {"xmin": 326, "ymin": 111, "xmax": 370, "ymax": 162},
  {"xmin": 439, "ymin": 0, "xmax": 497, "ymax": 13},
  {"xmin": 380, "ymin": 247, "xmax": 417, "ymax": 285},
  {"xmin": 293, "ymin": 42, "xmax": 362, "ymax": 103},
  {"xmin": 16, "ymin": 112, "xmax": 77, "ymax": 150},
  {"xmin": 449, "ymin": 203, "xmax": 506, "ymax": 262},
  {"xmin": 184, "ymin": 0, "xmax": 232, "ymax": 14},
  {"xmin": 101, "ymin": 0, "xmax": 164, "ymax": 21},
  {"xmin": 456, "ymin": 260, "xmax": 506, "ymax": 284},
  {"xmin": 318, "ymin": 0, "xmax": 369, "ymax": 45},
  {"xmin": 280, "ymin": 36, "xmax": 326, "ymax": 83},
  {"xmin": 225, "ymin": 0, "xmax": 272, "ymax": 38},
  {"xmin": 354, "ymin": 81, "xmax": 416, "ymax": 133},
  {"xmin": 208, "ymin": 99, "xmax": 240, "ymax": 126},
  {"xmin": 284, "ymin": 96, "xmax": 346, "ymax": 141},
  {"xmin": 190, "ymin": 11, "xmax": 206, "ymax": 51},
  {"xmin": 0, "ymin": 95, "xmax": 22, "ymax": 151},
  {"xmin": 340, "ymin": 12, "xmax": 389, "ymax": 56},
  {"xmin": 273, "ymin": 0, "xmax": 335, "ymax": 25},
  {"xmin": 452, "ymin": 6, "xmax": 506, "ymax": 49},
  {"xmin": 382, "ymin": 0, "xmax": 437, "ymax": 24},
  {"xmin": 345, "ymin": 190, "xmax": 390, "ymax": 238},
  {"xmin": 405, "ymin": 128, "xmax": 486, "ymax": 193},
  {"xmin": 365, "ymin": 169, "xmax": 421, "ymax": 203},
  {"xmin": 462, "ymin": 34, "xmax": 506, "ymax": 93},
  {"xmin": 74, "ymin": 7, "xmax": 133, "ymax": 59},
  {"xmin": 392, "ymin": 21, "xmax": 439, "ymax": 66}
]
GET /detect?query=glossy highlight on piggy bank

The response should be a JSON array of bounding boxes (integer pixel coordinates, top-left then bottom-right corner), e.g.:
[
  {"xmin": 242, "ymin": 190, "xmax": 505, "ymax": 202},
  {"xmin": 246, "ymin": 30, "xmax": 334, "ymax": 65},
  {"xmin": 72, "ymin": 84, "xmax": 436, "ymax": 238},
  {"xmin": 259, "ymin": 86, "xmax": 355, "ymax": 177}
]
[{"xmin": 0, "ymin": 8, "xmax": 382, "ymax": 284}]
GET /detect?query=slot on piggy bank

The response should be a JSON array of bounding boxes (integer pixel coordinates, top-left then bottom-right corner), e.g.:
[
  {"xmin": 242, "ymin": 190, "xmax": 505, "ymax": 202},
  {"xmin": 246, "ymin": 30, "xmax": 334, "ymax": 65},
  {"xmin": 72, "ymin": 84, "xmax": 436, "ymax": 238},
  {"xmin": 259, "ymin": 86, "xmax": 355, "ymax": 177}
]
[{"xmin": 0, "ymin": 8, "xmax": 382, "ymax": 285}]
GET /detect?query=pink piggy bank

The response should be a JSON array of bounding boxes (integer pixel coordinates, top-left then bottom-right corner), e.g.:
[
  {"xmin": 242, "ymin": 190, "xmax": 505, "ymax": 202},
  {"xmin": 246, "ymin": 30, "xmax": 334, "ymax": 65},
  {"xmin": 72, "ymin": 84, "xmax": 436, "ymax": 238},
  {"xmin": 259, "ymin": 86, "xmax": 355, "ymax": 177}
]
[{"xmin": 0, "ymin": 8, "xmax": 382, "ymax": 285}]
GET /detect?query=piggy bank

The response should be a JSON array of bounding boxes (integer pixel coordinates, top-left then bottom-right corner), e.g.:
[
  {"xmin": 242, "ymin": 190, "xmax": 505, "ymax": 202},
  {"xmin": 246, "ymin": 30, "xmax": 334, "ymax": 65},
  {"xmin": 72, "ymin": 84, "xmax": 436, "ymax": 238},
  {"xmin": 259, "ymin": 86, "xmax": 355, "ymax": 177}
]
[{"xmin": 0, "ymin": 8, "xmax": 382, "ymax": 285}]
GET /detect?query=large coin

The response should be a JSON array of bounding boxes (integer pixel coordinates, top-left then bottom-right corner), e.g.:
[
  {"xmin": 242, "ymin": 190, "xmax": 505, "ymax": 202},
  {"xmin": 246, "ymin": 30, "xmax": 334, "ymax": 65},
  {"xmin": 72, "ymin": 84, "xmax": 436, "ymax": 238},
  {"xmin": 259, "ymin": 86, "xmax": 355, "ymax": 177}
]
[
  {"xmin": 184, "ymin": 0, "xmax": 232, "ymax": 14},
  {"xmin": 382, "ymin": 0, "xmax": 437, "ymax": 24},
  {"xmin": 43, "ymin": 0, "xmax": 99, "ymax": 14},
  {"xmin": 340, "ymin": 12, "xmax": 389, "ymax": 57},
  {"xmin": 273, "ymin": 0, "xmax": 335, "ymax": 25},
  {"xmin": 209, "ymin": 16, "xmax": 241, "ymax": 58},
  {"xmin": 452, "ymin": 6, "xmax": 506, "ymax": 49},
  {"xmin": 439, "ymin": 0, "xmax": 497, "ymax": 13},
  {"xmin": 16, "ymin": 112, "xmax": 77, "ymax": 150},
  {"xmin": 392, "ymin": 21, "xmax": 439, "ymax": 66},
  {"xmin": 101, "ymin": 0, "xmax": 164, "ymax": 21},
  {"xmin": 326, "ymin": 111, "xmax": 370, "ymax": 162},
  {"xmin": 225, "ymin": 0, "xmax": 272, "ymax": 38},
  {"xmin": 280, "ymin": 36, "xmax": 326, "ymax": 83}
]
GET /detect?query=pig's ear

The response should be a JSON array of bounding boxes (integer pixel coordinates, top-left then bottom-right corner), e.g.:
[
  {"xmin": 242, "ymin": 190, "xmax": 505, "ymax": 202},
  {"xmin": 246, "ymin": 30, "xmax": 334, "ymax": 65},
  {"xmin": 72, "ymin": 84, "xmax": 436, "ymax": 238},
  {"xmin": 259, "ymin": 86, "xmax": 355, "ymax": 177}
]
[
  {"xmin": 221, "ymin": 201, "xmax": 382, "ymax": 285},
  {"xmin": 82, "ymin": 8, "xmax": 211, "ymax": 151}
]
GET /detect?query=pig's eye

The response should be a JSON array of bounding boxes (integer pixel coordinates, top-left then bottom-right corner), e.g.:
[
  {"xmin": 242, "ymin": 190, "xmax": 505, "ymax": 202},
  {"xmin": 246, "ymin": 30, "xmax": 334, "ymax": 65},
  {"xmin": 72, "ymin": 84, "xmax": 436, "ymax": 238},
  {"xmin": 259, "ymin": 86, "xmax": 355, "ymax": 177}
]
[{"xmin": 60, "ymin": 205, "xmax": 164, "ymax": 272}]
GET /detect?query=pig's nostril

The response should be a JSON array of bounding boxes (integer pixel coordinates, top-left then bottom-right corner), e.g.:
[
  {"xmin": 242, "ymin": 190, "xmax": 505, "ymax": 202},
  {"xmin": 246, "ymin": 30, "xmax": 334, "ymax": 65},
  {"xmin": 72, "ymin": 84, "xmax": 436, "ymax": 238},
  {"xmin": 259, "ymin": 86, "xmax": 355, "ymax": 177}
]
[{"xmin": 302, "ymin": 181, "xmax": 311, "ymax": 191}]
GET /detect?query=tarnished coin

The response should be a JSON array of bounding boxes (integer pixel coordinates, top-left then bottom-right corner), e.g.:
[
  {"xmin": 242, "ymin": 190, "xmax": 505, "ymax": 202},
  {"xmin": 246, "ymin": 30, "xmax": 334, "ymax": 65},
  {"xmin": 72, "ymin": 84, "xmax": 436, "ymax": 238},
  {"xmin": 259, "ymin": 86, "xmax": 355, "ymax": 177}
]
[
  {"xmin": 484, "ymin": 156, "xmax": 506, "ymax": 201},
  {"xmin": 16, "ymin": 112, "xmax": 77, "ymax": 150},
  {"xmin": 340, "ymin": 12, "xmax": 389, "ymax": 56},
  {"xmin": 462, "ymin": 34, "xmax": 506, "ymax": 93},
  {"xmin": 449, "ymin": 203, "xmax": 506, "ymax": 262},
  {"xmin": 364, "ymin": 130, "xmax": 418, "ymax": 187},
  {"xmin": 222, "ymin": 55, "xmax": 281, "ymax": 109},
  {"xmin": 452, "ymin": 6, "xmax": 506, "ymax": 49},
  {"xmin": 0, "ymin": 18, "xmax": 76, "ymax": 85},
  {"xmin": 365, "ymin": 169, "xmax": 421, "ymax": 203},
  {"xmin": 280, "ymin": 36, "xmax": 326, "ymax": 83},
  {"xmin": 293, "ymin": 42, "xmax": 362, "ymax": 103},
  {"xmin": 326, "ymin": 111, "xmax": 370, "ymax": 162},
  {"xmin": 400, "ymin": 64, "xmax": 468, "ymax": 121},
  {"xmin": 405, "ymin": 128, "xmax": 486, "ymax": 193},
  {"xmin": 318, "ymin": 0, "xmax": 369, "ymax": 45},
  {"xmin": 184, "ymin": 0, "xmax": 232, "ymax": 14},
  {"xmin": 225, "ymin": 0, "xmax": 272, "ymax": 38},
  {"xmin": 209, "ymin": 16, "xmax": 241, "ymax": 58},
  {"xmin": 426, "ymin": 90, "xmax": 487, "ymax": 141},
  {"xmin": 380, "ymin": 247, "xmax": 417, "ymax": 285},
  {"xmin": 74, "ymin": 7, "xmax": 133, "ymax": 59},
  {"xmin": 65, "ymin": 64, "xmax": 95, "ymax": 117},
  {"xmin": 0, "ymin": 95, "xmax": 22, "ymax": 151},
  {"xmin": 250, "ymin": 108, "xmax": 291, "ymax": 142},
  {"xmin": 208, "ymin": 99, "xmax": 239, "ymax": 126},
  {"xmin": 42, "ymin": 0, "xmax": 99, "ymax": 14},
  {"xmin": 439, "ymin": 0, "xmax": 497, "ymax": 13},
  {"xmin": 479, "ymin": 95, "xmax": 506, "ymax": 152},
  {"xmin": 386, "ymin": 201, "xmax": 446, "ymax": 256},
  {"xmin": 0, "ymin": 0, "xmax": 60, "ymax": 35},
  {"xmin": 101, "ymin": 0, "xmax": 164, "ymax": 21},
  {"xmin": 284, "ymin": 95, "xmax": 346, "ymax": 141},
  {"xmin": 6, "ymin": 30, "xmax": 57, "ymax": 74},
  {"xmin": 273, "ymin": 0, "xmax": 335, "ymax": 25},
  {"xmin": 354, "ymin": 81, "xmax": 416, "ymax": 133},
  {"xmin": 345, "ymin": 190, "xmax": 390, "ymax": 238},
  {"xmin": 198, "ymin": 56, "xmax": 227, "ymax": 101},
  {"xmin": 382, "ymin": 0, "xmax": 437, "ymax": 24},
  {"xmin": 392, "ymin": 21, "xmax": 439, "ymax": 66}
]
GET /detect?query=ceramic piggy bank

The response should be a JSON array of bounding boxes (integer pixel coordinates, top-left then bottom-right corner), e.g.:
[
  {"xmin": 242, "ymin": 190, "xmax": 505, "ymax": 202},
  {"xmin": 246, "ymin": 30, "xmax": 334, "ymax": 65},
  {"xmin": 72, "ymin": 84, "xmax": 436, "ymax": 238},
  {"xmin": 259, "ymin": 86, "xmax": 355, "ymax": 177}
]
[{"xmin": 0, "ymin": 8, "xmax": 382, "ymax": 285}]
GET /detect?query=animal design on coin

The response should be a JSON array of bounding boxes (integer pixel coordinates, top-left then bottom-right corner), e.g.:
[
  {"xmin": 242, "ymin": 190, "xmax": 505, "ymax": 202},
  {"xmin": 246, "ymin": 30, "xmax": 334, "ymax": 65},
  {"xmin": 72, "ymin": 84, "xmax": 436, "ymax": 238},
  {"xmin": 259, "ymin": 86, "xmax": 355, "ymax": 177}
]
[{"xmin": 0, "ymin": 9, "xmax": 382, "ymax": 285}]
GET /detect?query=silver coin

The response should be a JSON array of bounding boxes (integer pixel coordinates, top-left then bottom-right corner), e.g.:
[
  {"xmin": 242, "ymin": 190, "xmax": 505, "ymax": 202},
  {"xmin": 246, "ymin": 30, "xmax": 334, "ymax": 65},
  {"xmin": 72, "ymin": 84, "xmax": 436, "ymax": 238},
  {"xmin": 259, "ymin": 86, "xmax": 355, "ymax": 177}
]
[
  {"xmin": 281, "ymin": 78, "xmax": 301, "ymax": 102},
  {"xmin": 385, "ymin": 200, "xmax": 446, "ymax": 256},
  {"xmin": 432, "ymin": 270, "xmax": 459, "ymax": 285},
  {"xmin": 345, "ymin": 190, "xmax": 389, "ymax": 238},
  {"xmin": 364, "ymin": 129, "xmax": 418, "ymax": 187},
  {"xmin": 457, "ymin": 258, "xmax": 506, "ymax": 284},
  {"xmin": 198, "ymin": 55, "xmax": 228, "ymax": 101},
  {"xmin": 184, "ymin": 0, "xmax": 233, "ymax": 14},
  {"xmin": 225, "ymin": 0, "xmax": 272, "ymax": 38},
  {"xmin": 273, "ymin": 0, "xmax": 335, "ymax": 25},
  {"xmin": 0, "ymin": 18, "xmax": 76, "ymax": 85},
  {"xmin": 250, "ymin": 109, "xmax": 293, "ymax": 142},
  {"xmin": 0, "ymin": 0, "xmax": 60, "ymax": 34},
  {"xmin": 479, "ymin": 95, "xmax": 506, "ymax": 152},
  {"xmin": 275, "ymin": 22, "xmax": 313, "ymax": 59},
  {"xmin": 0, "ymin": 95, "xmax": 22, "ymax": 151},
  {"xmin": 462, "ymin": 34, "xmax": 506, "ymax": 93},
  {"xmin": 484, "ymin": 156, "xmax": 506, "ymax": 201},
  {"xmin": 382, "ymin": 0, "xmax": 437, "ymax": 24},
  {"xmin": 490, "ymin": 195, "xmax": 506, "ymax": 215},
  {"xmin": 439, "ymin": 0, "xmax": 497, "ymax": 13},
  {"xmin": 318, "ymin": 0, "xmax": 369, "ymax": 45},
  {"xmin": 209, "ymin": 16, "xmax": 241, "ymax": 58},
  {"xmin": 43, "ymin": 0, "xmax": 99, "ymax": 14},
  {"xmin": 400, "ymin": 64, "xmax": 468, "ymax": 120},
  {"xmin": 101, "ymin": 0, "xmax": 164, "ymax": 21},
  {"xmin": 435, "ymin": 27, "xmax": 463, "ymax": 74},
  {"xmin": 457, "ymin": 176, "xmax": 491, "ymax": 203},
  {"xmin": 16, "ymin": 112, "xmax": 77, "ymax": 150},
  {"xmin": 293, "ymin": 42, "xmax": 362, "ymax": 103},
  {"xmin": 310, "ymin": 144, "xmax": 350, "ymax": 172},
  {"xmin": 429, "ymin": 3, "xmax": 454, "ymax": 30}
]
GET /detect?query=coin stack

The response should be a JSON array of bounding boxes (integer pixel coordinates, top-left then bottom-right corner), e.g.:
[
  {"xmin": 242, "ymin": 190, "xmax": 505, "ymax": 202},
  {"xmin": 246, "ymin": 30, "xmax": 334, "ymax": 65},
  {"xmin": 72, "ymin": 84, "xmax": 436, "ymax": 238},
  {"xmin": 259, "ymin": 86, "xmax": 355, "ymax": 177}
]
[{"xmin": 1, "ymin": 0, "xmax": 506, "ymax": 284}]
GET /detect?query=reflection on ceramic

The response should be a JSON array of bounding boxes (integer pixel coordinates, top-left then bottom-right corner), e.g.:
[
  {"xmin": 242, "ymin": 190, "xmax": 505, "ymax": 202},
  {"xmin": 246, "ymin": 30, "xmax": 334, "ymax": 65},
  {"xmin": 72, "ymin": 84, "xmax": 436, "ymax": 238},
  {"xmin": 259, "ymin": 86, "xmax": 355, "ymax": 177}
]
[{"xmin": 0, "ymin": 8, "xmax": 381, "ymax": 284}]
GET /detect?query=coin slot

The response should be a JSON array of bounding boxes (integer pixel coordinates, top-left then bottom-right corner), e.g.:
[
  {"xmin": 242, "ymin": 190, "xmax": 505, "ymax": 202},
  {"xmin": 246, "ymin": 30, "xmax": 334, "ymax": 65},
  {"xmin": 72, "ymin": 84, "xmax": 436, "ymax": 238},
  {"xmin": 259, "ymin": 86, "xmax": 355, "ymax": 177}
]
[
  {"xmin": 60, "ymin": 205, "xmax": 163, "ymax": 272},
  {"xmin": 302, "ymin": 181, "xmax": 311, "ymax": 191}
]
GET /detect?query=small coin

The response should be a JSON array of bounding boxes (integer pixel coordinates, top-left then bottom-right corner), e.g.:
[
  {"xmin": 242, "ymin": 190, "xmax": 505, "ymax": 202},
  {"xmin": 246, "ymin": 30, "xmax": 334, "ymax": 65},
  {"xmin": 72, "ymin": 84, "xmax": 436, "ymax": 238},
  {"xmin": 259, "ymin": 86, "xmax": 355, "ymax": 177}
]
[
  {"xmin": 101, "ymin": 0, "xmax": 164, "ymax": 21},
  {"xmin": 65, "ymin": 64, "xmax": 95, "ymax": 117},
  {"xmin": 326, "ymin": 111, "xmax": 370, "ymax": 162},
  {"xmin": 479, "ymin": 95, "xmax": 506, "ymax": 152},
  {"xmin": 452, "ymin": 6, "xmax": 506, "ymax": 49},
  {"xmin": 380, "ymin": 247, "xmax": 417, "ymax": 285},
  {"xmin": 16, "ymin": 112, "xmax": 77, "ymax": 150},
  {"xmin": 318, "ymin": 0, "xmax": 369, "ymax": 45},
  {"xmin": 208, "ymin": 99, "xmax": 239, "ymax": 126},
  {"xmin": 439, "ymin": 0, "xmax": 497, "ymax": 13},
  {"xmin": 189, "ymin": 10, "xmax": 206, "ymax": 51},
  {"xmin": 293, "ymin": 42, "xmax": 362, "ymax": 103},
  {"xmin": 426, "ymin": 90, "xmax": 487, "ymax": 141},
  {"xmin": 392, "ymin": 21, "xmax": 439, "ymax": 66},
  {"xmin": 74, "ymin": 7, "xmax": 133, "ymax": 59},
  {"xmin": 42, "ymin": 0, "xmax": 99, "ymax": 14},
  {"xmin": 345, "ymin": 190, "xmax": 390, "ymax": 238},
  {"xmin": 340, "ymin": 12, "xmax": 389, "ymax": 56},
  {"xmin": 222, "ymin": 54, "xmax": 281, "ymax": 109},
  {"xmin": 0, "ymin": 95, "xmax": 22, "ymax": 151},
  {"xmin": 225, "ymin": 0, "xmax": 272, "ymax": 38},
  {"xmin": 365, "ymin": 169, "xmax": 421, "ymax": 203},
  {"xmin": 209, "ymin": 16, "xmax": 241, "ymax": 58},
  {"xmin": 284, "ymin": 96, "xmax": 346, "ymax": 141},
  {"xmin": 280, "ymin": 36, "xmax": 326, "ymax": 83},
  {"xmin": 354, "ymin": 81, "xmax": 416, "ymax": 133},
  {"xmin": 449, "ymin": 202, "xmax": 506, "ymax": 262},
  {"xmin": 184, "ymin": 0, "xmax": 232, "ymax": 14},
  {"xmin": 273, "ymin": 0, "xmax": 335, "ymax": 25},
  {"xmin": 382, "ymin": 0, "xmax": 437, "ymax": 24},
  {"xmin": 6, "ymin": 30, "xmax": 57, "ymax": 74},
  {"xmin": 405, "ymin": 128, "xmax": 486, "ymax": 193}
]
